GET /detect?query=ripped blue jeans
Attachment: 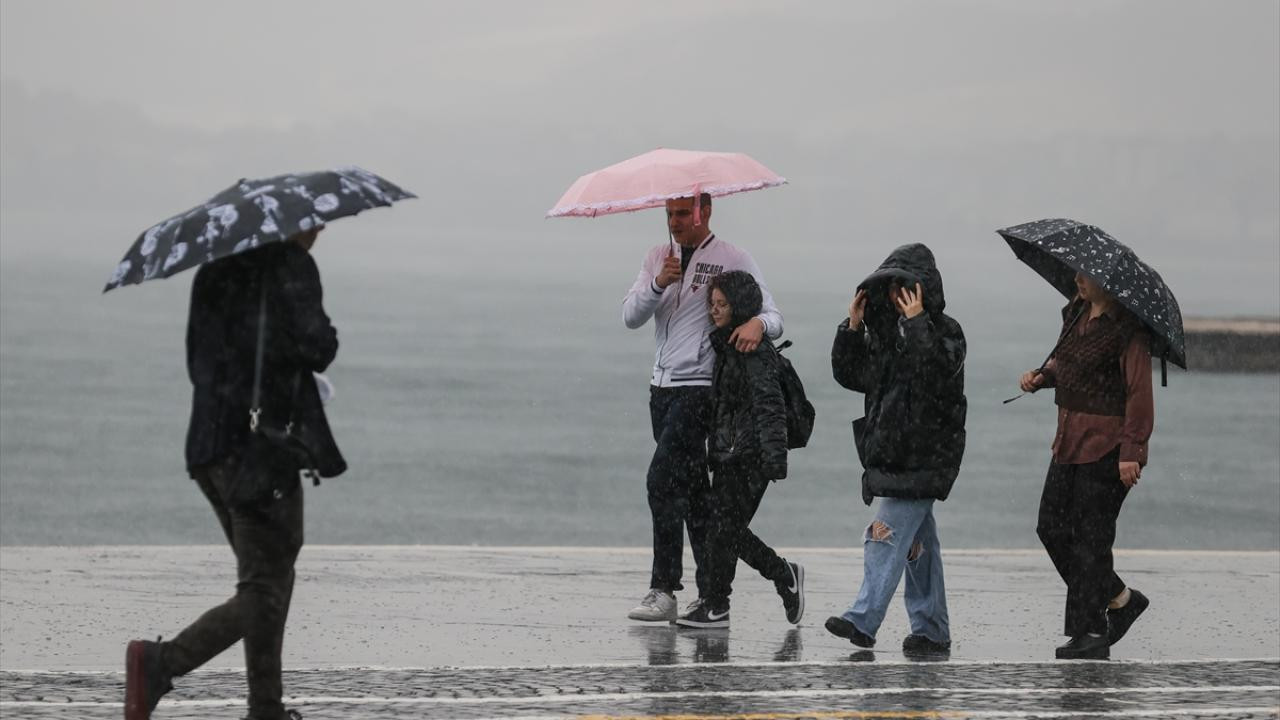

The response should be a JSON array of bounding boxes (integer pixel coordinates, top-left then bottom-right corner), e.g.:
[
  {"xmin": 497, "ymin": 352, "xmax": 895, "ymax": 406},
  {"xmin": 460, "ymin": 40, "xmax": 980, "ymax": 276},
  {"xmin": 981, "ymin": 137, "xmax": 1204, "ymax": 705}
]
[{"xmin": 841, "ymin": 498, "xmax": 949, "ymax": 645}]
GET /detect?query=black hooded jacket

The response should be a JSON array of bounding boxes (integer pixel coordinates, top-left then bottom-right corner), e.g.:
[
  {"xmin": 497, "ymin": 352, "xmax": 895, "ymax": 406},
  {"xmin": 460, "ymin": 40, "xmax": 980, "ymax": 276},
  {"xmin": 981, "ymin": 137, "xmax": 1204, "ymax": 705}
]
[
  {"xmin": 708, "ymin": 271, "xmax": 789, "ymax": 480},
  {"xmin": 185, "ymin": 242, "xmax": 346, "ymax": 478},
  {"xmin": 831, "ymin": 244, "xmax": 966, "ymax": 504}
]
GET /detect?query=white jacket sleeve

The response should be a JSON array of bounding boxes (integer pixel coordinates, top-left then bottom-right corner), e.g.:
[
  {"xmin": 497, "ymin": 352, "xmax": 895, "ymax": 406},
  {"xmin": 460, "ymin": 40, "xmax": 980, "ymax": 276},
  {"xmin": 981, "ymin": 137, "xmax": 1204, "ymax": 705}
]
[
  {"xmin": 741, "ymin": 252, "xmax": 784, "ymax": 339},
  {"xmin": 622, "ymin": 249, "xmax": 664, "ymax": 329}
]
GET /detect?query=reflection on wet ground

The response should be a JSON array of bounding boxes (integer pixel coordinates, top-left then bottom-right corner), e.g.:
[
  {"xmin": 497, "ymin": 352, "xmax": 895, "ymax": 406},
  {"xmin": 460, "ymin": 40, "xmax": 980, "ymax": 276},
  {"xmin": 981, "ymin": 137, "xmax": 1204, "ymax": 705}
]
[
  {"xmin": 3, "ymin": 655, "xmax": 1276, "ymax": 719},
  {"xmin": 629, "ymin": 626, "xmax": 806, "ymax": 666}
]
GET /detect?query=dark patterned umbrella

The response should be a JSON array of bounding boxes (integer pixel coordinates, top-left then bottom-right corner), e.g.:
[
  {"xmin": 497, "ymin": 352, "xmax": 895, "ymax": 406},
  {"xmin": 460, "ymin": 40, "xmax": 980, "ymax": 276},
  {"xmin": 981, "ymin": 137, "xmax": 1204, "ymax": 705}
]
[
  {"xmin": 997, "ymin": 218, "xmax": 1186, "ymax": 373},
  {"xmin": 104, "ymin": 166, "xmax": 415, "ymax": 292}
]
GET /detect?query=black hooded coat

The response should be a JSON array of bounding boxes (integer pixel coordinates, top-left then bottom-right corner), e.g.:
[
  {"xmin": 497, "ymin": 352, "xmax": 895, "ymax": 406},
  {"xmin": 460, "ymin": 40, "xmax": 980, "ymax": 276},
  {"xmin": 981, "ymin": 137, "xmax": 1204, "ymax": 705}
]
[
  {"xmin": 708, "ymin": 271, "xmax": 789, "ymax": 481},
  {"xmin": 831, "ymin": 244, "xmax": 966, "ymax": 505}
]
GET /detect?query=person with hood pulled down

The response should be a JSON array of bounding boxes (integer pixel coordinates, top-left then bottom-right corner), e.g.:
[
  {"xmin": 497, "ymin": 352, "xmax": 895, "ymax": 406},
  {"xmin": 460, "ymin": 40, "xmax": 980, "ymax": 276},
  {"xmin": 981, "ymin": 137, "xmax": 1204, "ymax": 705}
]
[
  {"xmin": 622, "ymin": 195, "xmax": 784, "ymax": 624},
  {"xmin": 675, "ymin": 270, "xmax": 805, "ymax": 628},
  {"xmin": 824, "ymin": 244, "xmax": 966, "ymax": 658},
  {"xmin": 125, "ymin": 227, "xmax": 344, "ymax": 720},
  {"xmin": 1018, "ymin": 272, "xmax": 1153, "ymax": 661}
]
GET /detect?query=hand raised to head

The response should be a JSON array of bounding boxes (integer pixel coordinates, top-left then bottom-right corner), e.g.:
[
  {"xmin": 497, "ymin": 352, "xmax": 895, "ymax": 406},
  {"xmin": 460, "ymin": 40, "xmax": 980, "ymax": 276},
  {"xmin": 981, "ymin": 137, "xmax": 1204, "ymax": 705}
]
[
  {"xmin": 849, "ymin": 289, "xmax": 867, "ymax": 330},
  {"xmin": 895, "ymin": 282, "xmax": 924, "ymax": 319}
]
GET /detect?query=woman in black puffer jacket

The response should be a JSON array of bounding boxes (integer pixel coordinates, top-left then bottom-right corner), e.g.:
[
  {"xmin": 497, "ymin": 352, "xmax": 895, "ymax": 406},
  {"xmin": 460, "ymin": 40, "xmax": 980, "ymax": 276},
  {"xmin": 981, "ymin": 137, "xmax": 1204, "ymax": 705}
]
[{"xmin": 676, "ymin": 270, "xmax": 804, "ymax": 629}]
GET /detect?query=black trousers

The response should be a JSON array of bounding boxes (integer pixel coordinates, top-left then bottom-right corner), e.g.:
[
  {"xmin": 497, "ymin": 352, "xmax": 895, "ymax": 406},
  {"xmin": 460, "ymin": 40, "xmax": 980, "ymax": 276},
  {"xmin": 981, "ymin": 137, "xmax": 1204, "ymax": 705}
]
[
  {"xmin": 162, "ymin": 461, "xmax": 304, "ymax": 718},
  {"xmin": 700, "ymin": 461, "xmax": 789, "ymax": 609},
  {"xmin": 1036, "ymin": 450, "xmax": 1129, "ymax": 637},
  {"xmin": 647, "ymin": 386, "xmax": 712, "ymax": 594}
]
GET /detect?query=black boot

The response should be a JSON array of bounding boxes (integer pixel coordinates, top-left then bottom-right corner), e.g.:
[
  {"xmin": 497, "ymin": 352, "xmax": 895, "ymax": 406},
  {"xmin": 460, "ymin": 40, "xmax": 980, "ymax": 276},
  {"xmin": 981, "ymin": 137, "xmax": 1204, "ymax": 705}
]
[
  {"xmin": 902, "ymin": 634, "xmax": 952, "ymax": 659},
  {"xmin": 1055, "ymin": 634, "xmax": 1110, "ymax": 660},
  {"xmin": 825, "ymin": 616, "xmax": 874, "ymax": 648},
  {"xmin": 124, "ymin": 638, "xmax": 173, "ymax": 720},
  {"xmin": 1107, "ymin": 588, "xmax": 1150, "ymax": 646}
]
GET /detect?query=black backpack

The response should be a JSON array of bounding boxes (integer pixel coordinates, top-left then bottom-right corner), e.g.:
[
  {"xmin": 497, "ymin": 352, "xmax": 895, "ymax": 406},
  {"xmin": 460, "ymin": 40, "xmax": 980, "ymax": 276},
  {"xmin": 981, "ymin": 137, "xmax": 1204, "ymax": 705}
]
[{"xmin": 774, "ymin": 340, "xmax": 816, "ymax": 449}]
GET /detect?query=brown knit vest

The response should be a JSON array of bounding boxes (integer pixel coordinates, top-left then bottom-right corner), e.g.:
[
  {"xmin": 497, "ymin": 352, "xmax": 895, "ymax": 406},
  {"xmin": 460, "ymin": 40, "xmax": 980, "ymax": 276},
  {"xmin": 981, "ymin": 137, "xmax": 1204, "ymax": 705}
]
[{"xmin": 1054, "ymin": 304, "xmax": 1137, "ymax": 416}]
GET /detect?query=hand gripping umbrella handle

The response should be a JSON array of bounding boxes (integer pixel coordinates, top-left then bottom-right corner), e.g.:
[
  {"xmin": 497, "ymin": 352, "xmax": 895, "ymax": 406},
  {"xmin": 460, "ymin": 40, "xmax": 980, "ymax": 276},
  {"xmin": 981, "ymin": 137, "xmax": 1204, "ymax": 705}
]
[{"xmin": 1003, "ymin": 301, "xmax": 1088, "ymax": 405}]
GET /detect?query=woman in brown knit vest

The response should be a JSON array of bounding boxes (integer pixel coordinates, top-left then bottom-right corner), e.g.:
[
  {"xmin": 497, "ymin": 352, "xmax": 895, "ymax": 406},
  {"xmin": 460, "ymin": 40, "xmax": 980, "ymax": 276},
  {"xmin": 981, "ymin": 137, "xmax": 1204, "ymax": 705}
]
[{"xmin": 1019, "ymin": 271, "xmax": 1153, "ymax": 660}]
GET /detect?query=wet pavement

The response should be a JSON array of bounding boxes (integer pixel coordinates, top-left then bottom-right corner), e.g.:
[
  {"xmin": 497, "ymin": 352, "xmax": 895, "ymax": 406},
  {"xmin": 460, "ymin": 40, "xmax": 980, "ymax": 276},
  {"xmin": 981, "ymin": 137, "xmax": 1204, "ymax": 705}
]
[
  {"xmin": 1, "ymin": 546, "xmax": 1277, "ymax": 718},
  {"xmin": 2, "ymin": 659, "xmax": 1277, "ymax": 718}
]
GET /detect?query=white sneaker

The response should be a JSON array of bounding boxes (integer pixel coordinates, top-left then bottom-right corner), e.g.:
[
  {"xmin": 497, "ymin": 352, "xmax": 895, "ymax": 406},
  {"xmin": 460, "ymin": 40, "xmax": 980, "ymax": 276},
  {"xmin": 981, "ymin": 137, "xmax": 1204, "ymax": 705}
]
[
  {"xmin": 627, "ymin": 589, "xmax": 677, "ymax": 622},
  {"xmin": 678, "ymin": 597, "xmax": 705, "ymax": 622}
]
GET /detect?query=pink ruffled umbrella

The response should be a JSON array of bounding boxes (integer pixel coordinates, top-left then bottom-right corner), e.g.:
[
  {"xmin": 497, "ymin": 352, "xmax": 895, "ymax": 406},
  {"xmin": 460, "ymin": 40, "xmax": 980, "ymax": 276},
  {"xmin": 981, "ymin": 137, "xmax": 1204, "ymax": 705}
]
[{"xmin": 546, "ymin": 148, "xmax": 787, "ymax": 222}]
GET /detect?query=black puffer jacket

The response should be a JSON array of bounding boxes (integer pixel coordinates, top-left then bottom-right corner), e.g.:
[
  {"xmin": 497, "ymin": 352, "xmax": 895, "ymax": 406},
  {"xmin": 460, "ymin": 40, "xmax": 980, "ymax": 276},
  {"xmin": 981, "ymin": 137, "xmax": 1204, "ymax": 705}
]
[
  {"xmin": 831, "ymin": 244, "xmax": 966, "ymax": 504},
  {"xmin": 708, "ymin": 271, "xmax": 789, "ymax": 480}
]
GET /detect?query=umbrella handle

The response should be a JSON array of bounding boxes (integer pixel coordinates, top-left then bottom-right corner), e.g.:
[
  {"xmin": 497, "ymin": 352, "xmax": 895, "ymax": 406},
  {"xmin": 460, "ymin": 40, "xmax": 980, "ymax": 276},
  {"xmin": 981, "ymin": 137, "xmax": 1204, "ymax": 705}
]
[{"xmin": 1003, "ymin": 304, "xmax": 1087, "ymax": 407}]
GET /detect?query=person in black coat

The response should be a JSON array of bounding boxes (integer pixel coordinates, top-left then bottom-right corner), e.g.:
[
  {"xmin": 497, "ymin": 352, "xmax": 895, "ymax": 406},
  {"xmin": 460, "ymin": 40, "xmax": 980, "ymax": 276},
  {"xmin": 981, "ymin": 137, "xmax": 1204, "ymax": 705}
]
[
  {"xmin": 676, "ymin": 270, "xmax": 805, "ymax": 629},
  {"xmin": 125, "ymin": 227, "xmax": 343, "ymax": 720},
  {"xmin": 823, "ymin": 243, "xmax": 966, "ymax": 658}
]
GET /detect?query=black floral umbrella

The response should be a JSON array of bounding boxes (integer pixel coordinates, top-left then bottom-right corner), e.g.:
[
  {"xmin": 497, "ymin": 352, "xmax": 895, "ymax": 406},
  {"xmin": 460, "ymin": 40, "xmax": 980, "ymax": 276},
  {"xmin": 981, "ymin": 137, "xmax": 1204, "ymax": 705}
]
[
  {"xmin": 997, "ymin": 218, "xmax": 1186, "ymax": 382},
  {"xmin": 104, "ymin": 166, "xmax": 415, "ymax": 292}
]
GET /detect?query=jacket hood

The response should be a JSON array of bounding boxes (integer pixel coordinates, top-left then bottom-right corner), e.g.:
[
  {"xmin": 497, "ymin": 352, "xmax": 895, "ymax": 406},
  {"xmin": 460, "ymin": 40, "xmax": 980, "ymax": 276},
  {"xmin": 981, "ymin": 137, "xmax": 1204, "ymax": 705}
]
[
  {"xmin": 709, "ymin": 270, "xmax": 763, "ymax": 329},
  {"xmin": 858, "ymin": 244, "xmax": 946, "ymax": 312},
  {"xmin": 856, "ymin": 244, "xmax": 946, "ymax": 340}
]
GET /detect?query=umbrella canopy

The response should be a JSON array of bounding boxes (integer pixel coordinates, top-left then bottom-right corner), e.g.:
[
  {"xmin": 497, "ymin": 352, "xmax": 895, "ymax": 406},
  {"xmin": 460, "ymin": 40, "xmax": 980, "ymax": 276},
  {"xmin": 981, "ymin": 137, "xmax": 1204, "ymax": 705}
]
[
  {"xmin": 997, "ymin": 218, "xmax": 1186, "ymax": 369},
  {"xmin": 104, "ymin": 166, "xmax": 415, "ymax": 292},
  {"xmin": 546, "ymin": 148, "xmax": 786, "ymax": 218}
]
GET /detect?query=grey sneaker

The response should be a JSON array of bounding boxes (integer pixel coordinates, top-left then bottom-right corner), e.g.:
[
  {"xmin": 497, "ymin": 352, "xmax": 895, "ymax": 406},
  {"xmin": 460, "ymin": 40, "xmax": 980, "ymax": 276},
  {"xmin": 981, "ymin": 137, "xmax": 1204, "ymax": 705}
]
[{"xmin": 628, "ymin": 589, "xmax": 677, "ymax": 622}]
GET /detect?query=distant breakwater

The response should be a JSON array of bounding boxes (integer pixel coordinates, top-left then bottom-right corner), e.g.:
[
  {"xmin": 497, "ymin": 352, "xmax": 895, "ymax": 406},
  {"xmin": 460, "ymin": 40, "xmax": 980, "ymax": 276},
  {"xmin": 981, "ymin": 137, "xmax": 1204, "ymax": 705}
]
[{"xmin": 1183, "ymin": 317, "xmax": 1280, "ymax": 373}]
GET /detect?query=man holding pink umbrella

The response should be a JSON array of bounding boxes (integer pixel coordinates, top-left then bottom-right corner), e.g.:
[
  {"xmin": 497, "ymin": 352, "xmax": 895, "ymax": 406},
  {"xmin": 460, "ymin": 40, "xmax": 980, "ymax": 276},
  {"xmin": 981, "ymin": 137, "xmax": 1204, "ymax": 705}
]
[
  {"xmin": 622, "ymin": 193, "xmax": 790, "ymax": 625},
  {"xmin": 549, "ymin": 148, "xmax": 797, "ymax": 626}
]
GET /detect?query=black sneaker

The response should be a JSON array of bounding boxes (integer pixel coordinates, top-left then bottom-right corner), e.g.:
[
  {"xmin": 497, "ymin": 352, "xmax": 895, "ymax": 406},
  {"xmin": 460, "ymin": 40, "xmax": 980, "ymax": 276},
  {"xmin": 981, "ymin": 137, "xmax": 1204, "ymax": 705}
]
[
  {"xmin": 676, "ymin": 603, "xmax": 730, "ymax": 629},
  {"xmin": 1055, "ymin": 634, "xmax": 1110, "ymax": 660},
  {"xmin": 243, "ymin": 710, "xmax": 303, "ymax": 720},
  {"xmin": 824, "ymin": 616, "xmax": 874, "ymax": 648},
  {"xmin": 776, "ymin": 561, "xmax": 805, "ymax": 625},
  {"xmin": 1107, "ymin": 588, "xmax": 1149, "ymax": 646},
  {"xmin": 125, "ymin": 637, "xmax": 172, "ymax": 720},
  {"xmin": 902, "ymin": 634, "xmax": 952, "ymax": 658}
]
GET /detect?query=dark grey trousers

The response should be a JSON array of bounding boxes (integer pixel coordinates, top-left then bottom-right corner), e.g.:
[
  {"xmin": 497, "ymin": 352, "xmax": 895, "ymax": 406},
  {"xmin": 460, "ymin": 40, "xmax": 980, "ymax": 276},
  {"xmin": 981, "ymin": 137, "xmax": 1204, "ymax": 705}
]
[
  {"xmin": 647, "ymin": 386, "xmax": 713, "ymax": 594},
  {"xmin": 162, "ymin": 461, "xmax": 304, "ymax": 719}
]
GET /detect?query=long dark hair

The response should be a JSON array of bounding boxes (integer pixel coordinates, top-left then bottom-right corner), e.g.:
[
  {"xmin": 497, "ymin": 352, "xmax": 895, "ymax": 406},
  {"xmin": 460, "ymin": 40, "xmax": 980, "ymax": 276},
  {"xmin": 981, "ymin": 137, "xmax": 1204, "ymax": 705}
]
[{"xmin": 708, "ymin": 270, "xmax": 762, "ymax": 329}]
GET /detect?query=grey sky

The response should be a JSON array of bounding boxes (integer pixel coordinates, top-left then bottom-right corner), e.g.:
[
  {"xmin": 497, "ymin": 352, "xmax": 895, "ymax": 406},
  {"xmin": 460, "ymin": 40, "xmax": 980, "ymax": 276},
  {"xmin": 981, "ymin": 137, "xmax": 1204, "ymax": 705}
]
[
  {"xmin": 4, "ymin": 1, "xmax": 1277, "ymax": 136},
  {"xmin": 1, "ymin": 0, "xmax": 1278, "ymax": 314}
]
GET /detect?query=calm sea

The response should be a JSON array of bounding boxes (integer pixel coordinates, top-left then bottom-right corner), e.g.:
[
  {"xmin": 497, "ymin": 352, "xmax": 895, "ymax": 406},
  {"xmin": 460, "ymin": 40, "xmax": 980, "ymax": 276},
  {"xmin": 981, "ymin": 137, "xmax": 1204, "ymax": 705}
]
[{"xmin": 2, "ymin": 232, "xmax": 1277, "ymax": 549}]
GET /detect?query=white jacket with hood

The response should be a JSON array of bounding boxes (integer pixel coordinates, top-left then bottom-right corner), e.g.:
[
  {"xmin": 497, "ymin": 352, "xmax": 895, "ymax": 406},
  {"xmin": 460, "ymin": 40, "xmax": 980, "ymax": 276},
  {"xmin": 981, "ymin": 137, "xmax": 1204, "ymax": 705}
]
[{"xmin": 623, "ymin": 233, "xmax": 783, "ymax": 387}]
